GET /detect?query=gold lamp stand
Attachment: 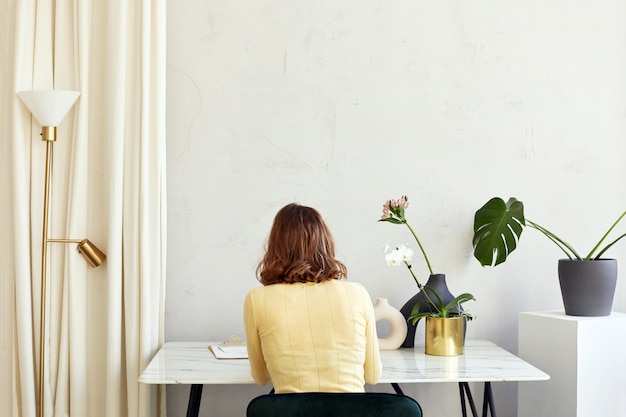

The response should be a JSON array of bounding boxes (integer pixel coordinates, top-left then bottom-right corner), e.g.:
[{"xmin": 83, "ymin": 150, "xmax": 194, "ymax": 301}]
[{"xmin": 18, "ymin": 90, "xmax": 107, "ymax": 417}]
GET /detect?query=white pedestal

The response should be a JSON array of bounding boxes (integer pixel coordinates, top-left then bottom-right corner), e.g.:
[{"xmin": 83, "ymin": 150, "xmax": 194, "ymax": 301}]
[{"xmin": 518, "ymin": 311, "xmax": 626, "ymax": 417}]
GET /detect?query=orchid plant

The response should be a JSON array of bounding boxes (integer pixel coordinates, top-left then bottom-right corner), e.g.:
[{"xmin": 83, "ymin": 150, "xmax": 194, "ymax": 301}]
[{"xmin": 380, "ymin": 196, "xmax": 475, "ymax": 324}]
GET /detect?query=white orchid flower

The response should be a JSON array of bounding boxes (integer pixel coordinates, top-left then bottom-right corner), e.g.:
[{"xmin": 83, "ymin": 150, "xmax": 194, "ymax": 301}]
[{"xmin": 384, "ymin": 244, "xmax": 414, "ymax": 266}]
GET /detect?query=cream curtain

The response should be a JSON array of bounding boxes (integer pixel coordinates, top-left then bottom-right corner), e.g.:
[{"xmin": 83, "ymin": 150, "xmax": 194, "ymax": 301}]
[{"xmin": 0, "ymin": 1, "xmax": 166, "ymax": 417}]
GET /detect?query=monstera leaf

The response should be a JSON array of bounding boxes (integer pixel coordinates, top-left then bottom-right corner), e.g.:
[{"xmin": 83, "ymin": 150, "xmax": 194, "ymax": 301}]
[{"xmin": 473, "ymin": 197, "xmax": 526, "ymax": 266}]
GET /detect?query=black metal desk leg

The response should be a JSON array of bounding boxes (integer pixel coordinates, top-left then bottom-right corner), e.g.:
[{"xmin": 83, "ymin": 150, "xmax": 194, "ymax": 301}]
[
  {"xmin": 391, "ymin": 383, "xmax": 404, "ymax": 396},
  {"xmin": 186, "ymin": 384, "xmax": 203, "ymax": 417},
  {"xmin": 460, "ymin": 383, "xmax": 468, "ymax": 417},
  {"xmin": 459, "ymin": 382, "xmax": 479, "ymax": 417},
  {"xmin": 481, "ymin": 382, "xmax": 497, "ymax": 417}
]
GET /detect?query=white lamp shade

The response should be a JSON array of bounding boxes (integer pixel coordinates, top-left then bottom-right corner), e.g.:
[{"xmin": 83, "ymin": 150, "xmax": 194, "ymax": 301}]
[{"xmin": 18, "ymin": 90, "xmax": 80, "ymax": 126}]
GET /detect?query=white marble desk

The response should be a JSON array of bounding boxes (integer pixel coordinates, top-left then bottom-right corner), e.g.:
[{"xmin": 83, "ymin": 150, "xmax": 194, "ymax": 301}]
[{"xmin": 139, "ymin": 340, "xmax": 548, "ymax": 417}]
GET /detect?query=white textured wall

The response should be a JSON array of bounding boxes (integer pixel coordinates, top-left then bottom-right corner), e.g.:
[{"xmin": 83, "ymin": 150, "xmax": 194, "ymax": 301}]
[{"xmin": 165, "ymin": 1, "xmax": 626, "ymax": 416}]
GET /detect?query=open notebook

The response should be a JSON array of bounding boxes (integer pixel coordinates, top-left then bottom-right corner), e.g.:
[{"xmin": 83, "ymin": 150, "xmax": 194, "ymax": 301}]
[{"xmin": 209, "ymin": 335, "xmax": 248, "ymax": 359}]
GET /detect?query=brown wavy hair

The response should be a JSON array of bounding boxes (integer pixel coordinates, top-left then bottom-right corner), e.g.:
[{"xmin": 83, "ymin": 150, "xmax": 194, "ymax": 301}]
[{"xmin": 257, "ymin": 203, "xmax": 347, "ymax": 285}]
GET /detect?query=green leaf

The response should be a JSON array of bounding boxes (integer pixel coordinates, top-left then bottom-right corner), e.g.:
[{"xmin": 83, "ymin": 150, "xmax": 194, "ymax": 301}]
[
  {"xmin": 407, "ymin": 289, "xmax": 475, "ymax": 323},
  {"xmin": 378, "ymin": 218, "xmax": 404, "ymax": 225},
  {"xmin": 473, "ymin": 197, "xmax": 525, "ymax": 266},
  {"xmin": 443, "ymin": 293, "xmax": 475, "ymax": 312},
  {"xmin": 408, "ymin": 299, "xmax": 439, "ymax": 324}
]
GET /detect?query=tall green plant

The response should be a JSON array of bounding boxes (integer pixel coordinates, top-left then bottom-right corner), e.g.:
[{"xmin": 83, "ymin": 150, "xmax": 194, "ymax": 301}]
[{"xmin": 473, "ymin": 197, "xmax": 626, "ymax": 266}]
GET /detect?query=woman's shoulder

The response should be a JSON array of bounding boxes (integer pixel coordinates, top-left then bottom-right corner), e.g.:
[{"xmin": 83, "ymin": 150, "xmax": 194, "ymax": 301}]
[
  {"xmin": 333, "ymin": 279, "xmax": 363, "ymax": 288},
  {"xmin": 245, "ymin": 285, "xmax": 271, "ymax": 301},
  {"xmin": 247, "ymin": 280, "xmax": 369, "ymax": 295},
  {"xmin": 246, "ymin": 283, "xmax": 290, "ymax": 297},
  {"xmin": 330, "ymin": 279, "xmax": 370, "ymax": 295}
]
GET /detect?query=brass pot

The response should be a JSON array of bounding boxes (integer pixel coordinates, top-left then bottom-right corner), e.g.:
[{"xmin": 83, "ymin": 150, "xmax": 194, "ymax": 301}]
[{"xmin": 425, "ymin": 317, "xmax": 464, "ymax": 356}]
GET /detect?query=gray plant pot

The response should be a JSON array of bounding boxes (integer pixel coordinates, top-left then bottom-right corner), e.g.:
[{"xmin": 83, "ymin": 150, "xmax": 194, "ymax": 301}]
[{"xmin": 558, "ymin": 259, "xmax": 618, "ymax": 316}]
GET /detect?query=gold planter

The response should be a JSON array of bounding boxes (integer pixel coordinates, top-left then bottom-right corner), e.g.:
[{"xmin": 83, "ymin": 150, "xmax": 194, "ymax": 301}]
[{"xmin": 425, "ymin": 317, "xmax": 464, "ymax": 356}]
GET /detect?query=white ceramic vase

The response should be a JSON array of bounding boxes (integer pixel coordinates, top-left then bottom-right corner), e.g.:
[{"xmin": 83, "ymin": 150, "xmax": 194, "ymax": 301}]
[{"xmin": 373, "ymin": 298, "xmax": 408, "ymax": 350}]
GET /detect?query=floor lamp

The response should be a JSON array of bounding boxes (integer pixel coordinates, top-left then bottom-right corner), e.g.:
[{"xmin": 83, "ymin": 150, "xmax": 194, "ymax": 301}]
[{"xmin": 18, "ymin": 90, "xmax": 107, "ymax": 417}]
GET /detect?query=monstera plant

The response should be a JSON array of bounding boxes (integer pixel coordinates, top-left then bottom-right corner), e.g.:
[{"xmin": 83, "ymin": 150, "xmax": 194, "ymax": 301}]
[
  {"xmin": 473, "ymin": 196, "xmax": 626, "ymax": 316},
  {"xmin": 473, "ymin": 197, "xmax": 626, "ymax": 266}
]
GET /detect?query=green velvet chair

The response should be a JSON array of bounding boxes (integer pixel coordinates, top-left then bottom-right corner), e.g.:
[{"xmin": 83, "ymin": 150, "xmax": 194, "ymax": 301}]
[{"xmin": 246, "ymin": 392, "xmax": 422, "ymax": 417}]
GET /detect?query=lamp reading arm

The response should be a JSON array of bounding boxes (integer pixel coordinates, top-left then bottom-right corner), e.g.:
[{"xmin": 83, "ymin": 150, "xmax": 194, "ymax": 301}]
[{"xmin": 46, "ymin": 238, "xmax": 107, "ymax": 267}]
